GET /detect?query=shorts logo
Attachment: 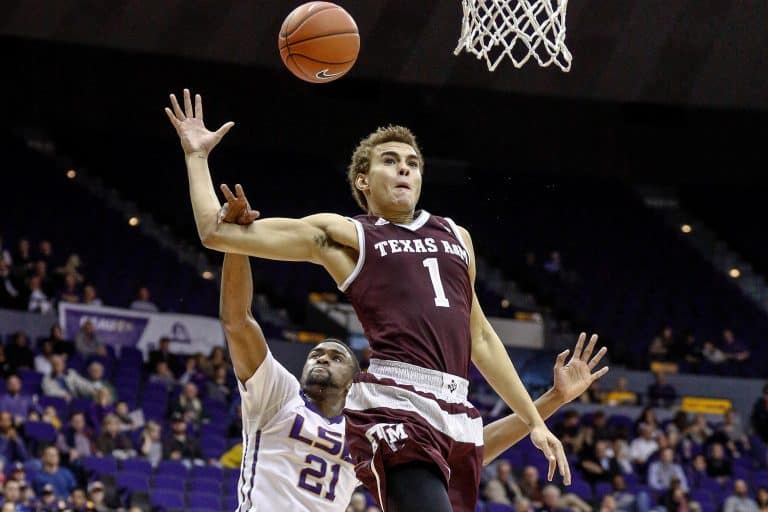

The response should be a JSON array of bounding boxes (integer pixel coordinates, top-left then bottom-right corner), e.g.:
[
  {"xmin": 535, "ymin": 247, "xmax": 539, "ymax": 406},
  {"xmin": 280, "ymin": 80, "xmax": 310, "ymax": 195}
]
[
  {"xmin": 365, "ymin": 423, "xmax": 408, "ymax": 453},
  {"xmin": 448, "ymin": 380, "xmax": 457, "ymax": 393}
]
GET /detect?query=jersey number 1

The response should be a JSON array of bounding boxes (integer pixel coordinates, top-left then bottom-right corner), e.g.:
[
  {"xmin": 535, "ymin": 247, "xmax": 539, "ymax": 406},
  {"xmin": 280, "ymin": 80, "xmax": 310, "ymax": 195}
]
[{"xmin": 422, "ymin": 258, "xmax": 450, "ymax": 307}]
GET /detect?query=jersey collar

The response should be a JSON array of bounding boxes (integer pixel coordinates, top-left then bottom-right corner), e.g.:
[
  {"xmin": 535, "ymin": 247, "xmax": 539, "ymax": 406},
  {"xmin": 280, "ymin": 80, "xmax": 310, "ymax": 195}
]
[
  {"xmin": 375, "ymin": 210, "xmax": 430, "ymax": 232},
  {"xmin": 300, "ymin": 391, "xmax": 344, "ymax": 424}
]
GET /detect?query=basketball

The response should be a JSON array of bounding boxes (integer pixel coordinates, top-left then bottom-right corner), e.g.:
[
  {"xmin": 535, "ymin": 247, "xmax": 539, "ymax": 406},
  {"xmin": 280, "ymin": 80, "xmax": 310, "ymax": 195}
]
[{"xmin": 278, "ymin": 2, "xmax": 360, "ymax": 84}]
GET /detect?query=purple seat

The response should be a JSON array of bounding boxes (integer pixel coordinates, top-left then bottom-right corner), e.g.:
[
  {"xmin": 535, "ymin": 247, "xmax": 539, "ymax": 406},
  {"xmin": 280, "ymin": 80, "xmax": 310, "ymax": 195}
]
[
  {"xmin": 191, "ymin": 465, "xmax": 223, "ymax": 481},
  {"xmin": 37, "ymin": 395, "xmax": 67, "ymax": 418},
  {"xmin": 23, "ymin": 421, "xmax": 57, "ymax": 443},
  {"xmin": 595, "ymin": 482, "xmax": 612, "ymax": 500},
  {"xmin": 568, "ymin": 479, "xmax": 592, "ymax": 501},
  {"xmin": 81, "ymin": 456, "xmax": 118, "ymax": 478},
  {"xmin": 121, "ymin": 458, "xmax": 152, "ymax": 475},
  {"xmin": 187, "ymin": 477, "xmax": 222, "ymax": 494},
  {"xmin": 156, "ymin": 460, "xmax": 188, "ymax": 477},
  {"xmin": 152, "ymin": 475, "xmax": 185, "ymax": 491},
  {"xmin": 486, "ymin": 504, "xmax": 514, "ymax": 512},
  {"xmin": 690, "ymin": 489, "xmax": 713, "ymax": 506},
  {"xmin": 150, "ymin": 490, "xmax": 185, "ymax": 510},
  {"xmin": 224, "ymin": 495, "xmax": 238, "ymax": 511},
  {"xmin": 186, "ymin": 492, "xmax": 221, "ymax": 509},
  {"xmin": 115, "ymin": 471, "xmax": 149, "ymax": 493}
]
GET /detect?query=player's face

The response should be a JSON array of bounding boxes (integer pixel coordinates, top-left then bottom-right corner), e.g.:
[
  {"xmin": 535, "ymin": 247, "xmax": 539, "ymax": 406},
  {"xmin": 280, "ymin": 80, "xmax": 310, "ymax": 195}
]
[
  {"xmin": 362, "ymin": 142, "xmax": 422, "ymax": 213},
  {"xmin": 300, "ymin": 342, "xmax": 356, "ymax": 390}
]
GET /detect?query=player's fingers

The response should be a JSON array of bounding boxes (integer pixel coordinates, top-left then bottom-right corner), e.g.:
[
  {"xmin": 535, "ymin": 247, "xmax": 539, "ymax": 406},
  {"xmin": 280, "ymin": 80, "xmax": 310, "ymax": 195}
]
[
  {"xmin": 546, "ymin": 448, "xmax": 556, "ymax": 482},
  {"xmin": 164, "ymin": 108, "xmax": 180, "ymax": 128},
  {"xmin": 554, "ymin": 349, "xmax": 569, "ymax": 370},
  {"xmin": 215, "ymin": 121, "xmax": 235, "ymax": 139},
  {"xmin": 591, "ymin": 366, "xmax": 610, "ymax": 382},
  {"xmin": 195, "ymin": 93, "xmax": 204, "ymax": 121},
  {"xmin": 170, "ymin": 94, "xmax": 185, "ymax": 120},
  {"xmin": 220, "ymin": 184, "xmax": 236, "ymax": 202},
  {"xmin": 556, "ymin": 442, "xmax": 571, "ymax": 485},
  {"xmin": 235, "ymin": 184, "xmax": 245, "ymax": 199},
  {"xmin": 572, "ymin": 332, "xmax": 585, "ymax": 360},
  {"xmin": 248, "ymin": 211, "xmax": 260, "ymax": 221},
  {"xmin": 588, "ymin": 346, "xmax": 607, "ymax": 370},
  {"xmin": 582, "ymin": 333, "xmax": 598, "ymax": 361},
  {"xmin": 183, "ymin": 88, "xmax": 193, "ymax": 118}
]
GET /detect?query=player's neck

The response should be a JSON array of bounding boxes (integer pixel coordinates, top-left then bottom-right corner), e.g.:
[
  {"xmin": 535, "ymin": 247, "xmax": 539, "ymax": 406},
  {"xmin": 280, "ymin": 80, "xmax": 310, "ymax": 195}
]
[
  {"xmin": 303, "ymin": 386, "xmax": 345, "ymax": 419},
  {"xmin": 367, "ymin": 205, "xmax": 415, "ymax": 225}
]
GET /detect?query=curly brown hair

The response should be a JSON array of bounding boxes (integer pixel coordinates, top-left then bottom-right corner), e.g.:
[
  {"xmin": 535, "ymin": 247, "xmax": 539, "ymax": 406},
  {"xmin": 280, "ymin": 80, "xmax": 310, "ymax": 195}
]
[{"xmin": 347, "ymin": 125, "xmax": 424, "ymax": 212}]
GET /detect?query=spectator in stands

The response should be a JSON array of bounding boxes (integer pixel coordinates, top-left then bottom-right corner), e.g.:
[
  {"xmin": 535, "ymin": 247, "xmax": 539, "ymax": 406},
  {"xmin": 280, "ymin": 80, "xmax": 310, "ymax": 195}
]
[
  {"xmin": 87, "ymin": 481, "xmax": 114, "ymax": 512},
  {"xmin": 486, "ymin": 460, "xmax": 521, "ymax": 503},
  {"xmin": 33, "ymin": 446, "xmax": 76, "ymax": 498},
  {"xmin": 0, "ymin": 376, "xmax": 33, "ymax": 422},
  {"xmin": 147, "ymin": 337, "xmax": 179, "ymax": 377},
  {"xmin": 88, "ymin": 388, "xmax": 115, "ymax": 432},
  {"xmin": 148, "ymin": 361, "xmax": 176, "ymax": 391},
  {"xmin": 689, "ymin": 455, "xmax": 708, "ymax": 489},
  {"xmin": 205, "ymin": 364, "xmax": 231, "ymax": 404},
  {"xmin": 46, "ymin": 324, "xmax": 73, "ymax": 357},
  {"xmin": 74, "ymin": 321, "xmax": 106, "ymax": 358},
  {"xmin": 757, "ymin": 487, "xmax": 768, "ymax": 512},
  {"xmin": 609, "ymin": 474, "xmax": 648, "ymax": 512},
  {"xmin": 205, "ymin": 346, "xmax": 228, "ymax": 377},
  {"xmin": 647, "ymin": 371, "xmax": 677, "ymax": 408},
  {"xmin": 648, "ymin": 447, "xmax": 688, "ymax": 492},
  {"xmin": 42, "ymin": 406, "xmax": 62, "ymax": 431},
  {"xmin": 0, "ymin": 347, "xmax": 13, "ymax": 379},
  {"xmin": 537, "ymin": 485, "xmax": 568, "ymax": 512},
  {"xmin": 12, "ymin": 239, "xmax": 32, "ymax": 273},
  {"xmin": 629, "ymin": 423, "xmax": 659, "ymax": 467},
  {"xmin": 177, "ymin": 355, "xmax": 205, "ymax": 387},
  {"xmin": 716, "ymin": 409, "xmax": 750, "ymax": 457},
  {"xmin": 554, "ymin": 410, "xmax": 587, "ymax": 454},
  {"xmin": 54, "ymin": 254, "xmax": 84, "ymax": 285},
  {"xmin": 68, "ymin": 488, "xmax": 88, "ymax": 512},
  {"xmin": 605, "ymin": 376, "xmax": 639, "ymax": 406},
  {"xmin": 42, "ymin": 355, "xmax": 100, "ymax": 401},
  {"xmin": 721, "ymin": 329, "xmax": 750, "ymax": 374},
  {"xmin": 95, "ymin": 414, "xmax": 135, "ymax": 460},
  {"xmin": 0, "ymin": 260, "xmax": 20, "ymax": 309},
  {"xmin": 30, "ymin": 261, "xmax": 54, "ymax": 298},
  {"xmin": 686, "ymin": 414, "xmax": 713, "ymax": 446},
  {"xmin": 37, "ymin": 483, "xmax": 62, "ymax": 511},
  {"xmin": 173, "ymin": 382, "xmax": 202, "ymax": 425},
  {"xmin": 705, "ymin": 442, "xmax": 732, "ymax": 482},
  {"xmin": 113, "ymin": 401, "xmax": 140, "ymax": 433},
  {"xmin": 139, "ymin": 421, "xmax": 162, "ymax": 467},
  {"xmin": 519, "ymin": 465, "xmax": 544, "ymax": 505},
  {"xmin": 347, "ymin": 492, "xmax": 368, "ymax": 512},
  {"xmin": 0, "ymin": 234, "xmax": 11, "ymax": 265},
  {"xmin": 86, "ymin": 363, "xmax": 114, "ymax": 402},
  {"xmin": 702, "ymin": 341, "xmax": 727, "ymax": 370},
  {"xmin": 678, "ymin": 332, "xmax": 703, "ymax": 373},
  {"xmin": 6, "ymin": 332, "xmax": 34, "ymax": 372},
  {"xmin": 24, "ymin": 275, "xmax": 51, "ymax": 314},
  {"xmin": 57, "ymin": 274, "xmax": 80, "ymax": 304},
  {"xmin": 485, "ymin": 479, "xmax": 513, "ymax": 505},
  {"xmin": 658, "ymin": 478, "xmax": 698, "ymax": 512},
  {"xmin": 34, "ymin": 339, "xmax": 55, "ymax": 376},
  {"xmin": 600, "ymin": 495, "xmax": 617, "ymax": 512},
  {"xmin": 0, "ymin": 412, "xmax": 29, "ymax": 463},
  {"xmin": 637, "ymin": 406, "xmax": 661, "ymax": 435},
  {"xmin": 56, "ymin": 412, "xmax": 94, "ymax": 462},
  {"xmin": 649, "ymin": 326, "xmax": 675, "ymax": 363},
  {"xmin": 613, "ymin": 439, "xmax": 634, "ymax": 475},
  {"xmin": 724, "ymin": 480, "xmax": 759, "ymax": 512},
  {"xmin": 580, "ymin": 440, "xmax": 621, "ymax": 484},
  {"xmin": 751, "ymin": 384, "xmax": 768, "ymax": 443},
  {"xmin": 82, "ymin": 285, "xmax": 102, "ymax": 307},
  {"xmin": 543, "ymin": 251, "xmax": 563, "ymax": 275},
  {"xmin": 37, "ymin": 240, "xmax": 54, "ymax": 267},
  {"xmin": 129, "ymin": 286, "xmax": 158, "ymax": 312},
  {"xmin": 2, "ymin": 479, "xmax": 29, "ymax": 512},
  {"xmin": 162, "ymin": 412, "xmax": 202, "ymax": 466}
]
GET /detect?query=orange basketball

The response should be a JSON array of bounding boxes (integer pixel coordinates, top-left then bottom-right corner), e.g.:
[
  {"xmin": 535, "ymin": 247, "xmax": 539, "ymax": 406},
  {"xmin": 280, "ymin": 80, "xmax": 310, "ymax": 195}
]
[{"xmin": 278, "ymin": 2, "xmax": 360, "ymax": 84}]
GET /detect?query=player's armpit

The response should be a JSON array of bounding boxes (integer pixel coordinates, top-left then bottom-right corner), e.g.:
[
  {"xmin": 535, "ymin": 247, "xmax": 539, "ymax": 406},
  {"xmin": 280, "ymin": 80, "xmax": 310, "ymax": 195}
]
[{"xmin": 220, "ymin": 253, "xmax": 268, "ymax": 384}]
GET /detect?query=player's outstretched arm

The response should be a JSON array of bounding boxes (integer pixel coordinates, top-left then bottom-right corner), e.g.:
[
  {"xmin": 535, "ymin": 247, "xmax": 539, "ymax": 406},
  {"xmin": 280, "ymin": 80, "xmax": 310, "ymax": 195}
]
[
  {"xmin": 220, "ymin": 252, "xmax": 267, "ymax": 384},
  {"xmin": 482, "ymin": 334, "xmax": 609, "ymax": 465},
  {"xmin": 458, "ymin": 226, "xmax": 572, "ymax": 484},
  {"xmin": 165, "ymin": 89, "xmax": 358, "ymax": 272}
]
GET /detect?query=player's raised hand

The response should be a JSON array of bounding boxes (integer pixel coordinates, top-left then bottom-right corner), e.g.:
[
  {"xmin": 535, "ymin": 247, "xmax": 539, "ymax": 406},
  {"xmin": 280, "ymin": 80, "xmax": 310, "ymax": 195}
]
[
  {"xmin": 551, "ymin": 333, "xmax": 608, "ymax": 404},
  {"xmin": 530, "ymin": 424, "xmax": 571, "ymax": 485},
  {"xmin": 219, "ymin": 184, "xmax": 260, "ymax": 225},
  {"xmin": 165, "ymin": 89, "xmax": 234, "ymax": 157}
]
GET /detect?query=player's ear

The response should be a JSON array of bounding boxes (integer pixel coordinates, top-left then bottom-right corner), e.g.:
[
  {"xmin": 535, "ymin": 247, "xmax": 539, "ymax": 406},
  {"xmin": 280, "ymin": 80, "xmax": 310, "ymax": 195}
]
[{"xmin": 355, "ymin": 173, "xmax": 369, "ymax": 192}]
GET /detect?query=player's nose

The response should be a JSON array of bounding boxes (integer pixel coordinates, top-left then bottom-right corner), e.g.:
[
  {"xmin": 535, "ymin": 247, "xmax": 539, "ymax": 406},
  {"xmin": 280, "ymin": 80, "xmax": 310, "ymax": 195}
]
[{"xmin": 398, "ymin": 164, "xmax": 410, "ymax": 176}]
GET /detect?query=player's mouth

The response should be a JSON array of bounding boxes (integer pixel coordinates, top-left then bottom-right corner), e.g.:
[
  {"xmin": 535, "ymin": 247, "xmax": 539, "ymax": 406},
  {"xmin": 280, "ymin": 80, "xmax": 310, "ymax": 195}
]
[{"xmin": 394, "ymin": 183, "xmax": 411, "ymax": 190}]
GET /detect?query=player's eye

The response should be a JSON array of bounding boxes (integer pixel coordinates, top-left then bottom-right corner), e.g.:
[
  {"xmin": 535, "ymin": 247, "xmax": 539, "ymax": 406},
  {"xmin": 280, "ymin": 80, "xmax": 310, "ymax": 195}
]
[
  {"xmin": 383, "ymin": 157, "xmax": 395, "ymax": 165},
  {"xmin": 333, "ymin": 356, "xmax": 342, "ymax": 362},
  {"xmin": 408, "ymin": 161, "xmax": 418, "ymax": 168}
]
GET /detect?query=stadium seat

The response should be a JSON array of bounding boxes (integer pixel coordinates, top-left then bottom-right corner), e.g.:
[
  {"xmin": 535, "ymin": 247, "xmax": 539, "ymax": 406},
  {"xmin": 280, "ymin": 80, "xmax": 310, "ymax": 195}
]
[
  {"xmin": 121, "ymin": 458, "xmax": 152, "ymax": 475},
  {"xmin": 37, "ymin": 395, "xmax": 67, "ymax": 418},
  {"xmin": 24, "ymin": 421, "xmax": 57, "ymax": 444},
  {"xmin": 81, "ymin": 456, "xmax": 118, "ymax": 478},
  {"xmin": 115, "ymin": 471, "xmax": 150, "ymax": 493},
  {"xmin": 191, "ymin": 465, "xmax": 223, "ymax": 481},
  {"xmin": 150, "ymin": 490, "xmax": 185, "ymax": 511},
  {"xmin": 156, "ymin": 460, "xmax": 188, "ymax": 477},
  {"xmin": 486, "ymin": 504, "xmax": 514, "ymax": 512},
  {"xmin": 186, "ymin": 492, "xmax": 221, "ymax": 509},
  {"xmin": 152, "ymin": 475, "xmax": 185, "ymax": 492},
  {"xmin": 187, "ymin": 477, "xmax": 222, "ymax": 494}
]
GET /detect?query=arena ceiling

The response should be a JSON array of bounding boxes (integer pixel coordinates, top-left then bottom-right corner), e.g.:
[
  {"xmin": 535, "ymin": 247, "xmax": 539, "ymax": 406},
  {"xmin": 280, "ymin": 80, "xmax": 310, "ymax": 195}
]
[{"xmin": 3, "ymin": 0, "xmax": 767, "ymax": 110}]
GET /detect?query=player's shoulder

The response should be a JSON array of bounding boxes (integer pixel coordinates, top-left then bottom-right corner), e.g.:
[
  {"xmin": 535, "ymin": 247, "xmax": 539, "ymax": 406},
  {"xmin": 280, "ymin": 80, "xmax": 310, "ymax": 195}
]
[{"xmin": 431, "ymin": 214, "xmax": 473, "ymax": 245}]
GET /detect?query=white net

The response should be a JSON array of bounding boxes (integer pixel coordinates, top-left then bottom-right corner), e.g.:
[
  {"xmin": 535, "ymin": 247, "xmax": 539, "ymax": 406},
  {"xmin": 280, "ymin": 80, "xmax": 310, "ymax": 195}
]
[{"xmin": 454, "ymin": 0, "xmax": 572, "ymax": 72}]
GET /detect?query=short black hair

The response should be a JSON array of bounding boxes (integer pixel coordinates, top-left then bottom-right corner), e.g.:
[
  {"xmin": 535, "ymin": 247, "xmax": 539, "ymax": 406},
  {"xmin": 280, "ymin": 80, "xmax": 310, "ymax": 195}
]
[{"xmin": 320, "ymin": 338, "xmax": 361, "ymax": 375}]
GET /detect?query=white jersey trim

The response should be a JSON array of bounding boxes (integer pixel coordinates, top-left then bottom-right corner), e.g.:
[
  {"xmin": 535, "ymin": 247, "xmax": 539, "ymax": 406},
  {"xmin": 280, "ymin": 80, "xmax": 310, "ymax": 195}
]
[
  {"xmin": 338, "ymin": 218, "xmax": 365, "ymax": 292},
  {"xmin": 443, "ymin": 217, "xmax": 470, "ymax": 268},
  {"xmin": 347, "ymin": 381, "xmax": 484, "ymax": 446},
  {"xmin": 393, "ymin": 209, "xmax": 430, "ymax": 231}
]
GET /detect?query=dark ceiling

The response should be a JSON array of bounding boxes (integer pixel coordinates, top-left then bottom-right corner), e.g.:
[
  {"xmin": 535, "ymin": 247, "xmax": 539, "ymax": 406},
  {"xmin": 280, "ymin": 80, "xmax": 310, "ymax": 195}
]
[{"xmin": 3, "ymin": 0, "xmax": 767, "ymax": 110}]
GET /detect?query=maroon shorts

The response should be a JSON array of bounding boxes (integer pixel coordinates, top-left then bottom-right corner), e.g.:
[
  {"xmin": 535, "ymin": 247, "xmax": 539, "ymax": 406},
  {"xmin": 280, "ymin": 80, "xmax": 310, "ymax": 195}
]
[{"xmin": 344, "ymin": 359, "xmax": 484, "ymax": 512}]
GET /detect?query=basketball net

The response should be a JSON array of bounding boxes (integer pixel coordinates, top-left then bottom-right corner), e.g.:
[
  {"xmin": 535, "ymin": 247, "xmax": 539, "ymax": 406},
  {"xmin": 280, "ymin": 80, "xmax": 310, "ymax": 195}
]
[{"xmin": 454, "ymin": 0, "xmax": 572, "ymax": 72}]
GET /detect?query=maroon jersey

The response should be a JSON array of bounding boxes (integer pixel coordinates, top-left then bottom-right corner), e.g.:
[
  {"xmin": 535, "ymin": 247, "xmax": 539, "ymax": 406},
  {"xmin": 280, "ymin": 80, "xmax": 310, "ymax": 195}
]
[{"xmin": 340, "ymin": 210, "xmax": 473, "ymax": 378}]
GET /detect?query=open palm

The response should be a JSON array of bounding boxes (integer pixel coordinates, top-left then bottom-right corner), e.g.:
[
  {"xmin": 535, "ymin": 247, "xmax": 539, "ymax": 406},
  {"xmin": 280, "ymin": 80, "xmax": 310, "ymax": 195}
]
[
  {"xmin": 552, "ymin": 333, "xmax": 608, "ymax": 404},
  {"xmin": 165, "ymin": 89, "xmax": 234, "ymax": 156}
]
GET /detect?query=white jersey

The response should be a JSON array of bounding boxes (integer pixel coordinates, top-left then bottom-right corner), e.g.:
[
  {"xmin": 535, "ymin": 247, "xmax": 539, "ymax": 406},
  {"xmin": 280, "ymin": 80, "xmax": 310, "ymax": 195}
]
[{"xmin": 236, "ymin": 352, "xmax": 357, "ymax": 511}]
